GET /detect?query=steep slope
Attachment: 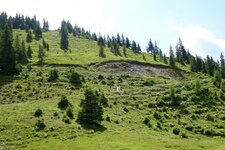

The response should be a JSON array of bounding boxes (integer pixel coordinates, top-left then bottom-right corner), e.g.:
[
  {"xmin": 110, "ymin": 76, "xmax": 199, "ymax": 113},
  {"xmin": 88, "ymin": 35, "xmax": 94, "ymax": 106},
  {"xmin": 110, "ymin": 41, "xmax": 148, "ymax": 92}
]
[{"xmin": 0, "ymin": 30, "xmax": 225, "ymax": 149}]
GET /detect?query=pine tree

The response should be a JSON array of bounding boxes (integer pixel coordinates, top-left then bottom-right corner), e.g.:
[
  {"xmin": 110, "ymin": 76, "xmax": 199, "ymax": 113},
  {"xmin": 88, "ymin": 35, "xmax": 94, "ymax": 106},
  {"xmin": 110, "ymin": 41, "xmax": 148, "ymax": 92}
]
[
  {"xmin": 38, "ymin": 44, "xmax": 44, "ymax": 66},
  {"xmin": 0, "ymin": 19, "xmax": 17, "ymax": 74},
  {"xmin": 26, "ymin": 30, "xmax": 32, "ymax": 43},
  {"xmin": 163, "ymin": 54, "xmax": 168, "ymax": 64},
  {"xmin": 190, "ymin": 56, "xmax": 197, "ymax": 72},
  {"xmin": 159, "ymin": 49, "xmax": 163, "ymax": 61},
  {"xmin": 153, "ymin": 49, "xmax": 156, "ymax": 61},
  {"xmin": 117, "ymin": 33, "xmax": 121, "ymax": 46},
  {"xmin": 146, "ymin": 39, "xmax": 154, "ymax": 53},
  {"xmin": 123, "ymin": 45, "xmax": 127, "ymax": 57},
  {"xmin": 60, "ymin": 20, "xmax": 69, "ymax": 51},
  {"xmin": 27, "ymin": 45, "xmax": 32, "ymax": 58},
  {"xmin": 220, "ymin": 53, "xmax": 225, "ymax": 79},
  {"xmin": 169, "ymin": 45, "xmax": 175, "ymax": 66},
  {"xmin": 34, "ymin": 21, "xmax": 42, "ymax": 40},
  {"xmin": 14, "ymin": 34, "xmax": 22, "ymax": 61},
  {"xmin": 97, "ymin": 36, "xmax": 105, "ymax": 57},
  {"xmin": 131, "ymin": 41, "xmax": 137, "ymax": 52},
  {"xmin": 125, "ymin": 37, "xmax": 131, "ymax": 48},
  {"xmin": 77, "ymin": 89, "xmax": 103, "ymax": 125},
  {"xmin": 21, "ymin": 40, "xmax": 28, "ymax": 64}
]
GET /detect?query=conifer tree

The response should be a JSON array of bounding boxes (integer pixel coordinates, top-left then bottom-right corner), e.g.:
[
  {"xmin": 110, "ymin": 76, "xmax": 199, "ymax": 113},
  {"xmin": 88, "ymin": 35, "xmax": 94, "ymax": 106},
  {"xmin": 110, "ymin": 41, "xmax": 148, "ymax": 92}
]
[
  {"xmin": 38, "ymin": 44, "xmax": 44, "ymax": 66},
  {"xmin": 220, "ymin": 53, "xmax": 225, "ymax": 79},
  {"xmin": 0, "ymin": 19, "xmax": 17, "ymax": 74},
  {"xmin": 169, "ymin": 45, "xmax": 175, "ymax": 66},
  {"xmin": 21, "ymin": 40, "xmax": 28, "ymax": 64},
  {"xmin": 123, "ymin": 45, "xmax": 127, "ymax": 57},
  {"xmin": 125, "ymin": 37, "xmax": 131, "ymax": 48},
  {"xmin": 146, "ymin": 39, "xmax": 154, "ymax": 53},
  {"xmin": 34, "ymin": 21, "xmax": 42, "ymax": 40},
  {"xmin": 77, "ymin": 89, "xmax": 103, "ymax": 125},
  {"xmin": 26, "ymin": 30, "xmax": 32, "ymax": 43},
  {"xmin": 131, "ymin": 41, "xmax": 137, "ymax": 52},
  {"xmin": 163, "ymin": 54, "xmax": 168, "ymax": 64},
  {"xmin": 60, "ymin": 20, "xmax": 69, "ymax": 51},
  {"xmin": 27, "ymin": 45, "xmax": 32, "ymax": 58}
]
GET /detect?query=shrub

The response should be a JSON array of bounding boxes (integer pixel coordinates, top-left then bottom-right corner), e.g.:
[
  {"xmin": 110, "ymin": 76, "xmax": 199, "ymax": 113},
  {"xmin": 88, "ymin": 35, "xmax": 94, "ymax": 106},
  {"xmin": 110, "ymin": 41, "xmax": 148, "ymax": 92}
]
[
  {"xmin": 143, "ymin": 117, "xmax": 151, "ymax": 128},
  {"xmin": 143, "ymin": 79, "xmax": 155, "ymax": 86},
  {"xmin": 206, "ymin": 114, "xmax": 214, "ymax": 122},
  {"xmin": 173, "ymin": 128, "xmax": 180, "ymax": 135},
  {"xmin": 153, "ymin": 112, "xmax": 162, "ymax": 120},
  {"xmin": 123, "ymin": 107, "xmax": 129, "ymax": 113},
  {"xmin": 106, "ymin": 116, "xmax": 111, "ymax": 122},
  {"xmin": 58, "ymin": 95, "xmax": 71, "ymax": 110},
  {"xmin": 48, "ymin": 69, "xmax": 59, "ymax": 82},
  {"xmin": 181, "ymin": 133, "xmax": 188, "ymax": 138},
  {"xmin": 98, "ymin": 75, "xmax": 104, "ymax": 80},
  {"xmin": 185, "ymin": 125, "xmax": 194, "ymax": 131},
  {"xmin": 35, "ymin": 120, "xmax": 46, "ymax": 131},
  {"xmin": 69, "ymin": 71, "xmax": 82, "ymax": 85},
  {"xmin": 100, "ymin": 92, "xmax": 108, "ymax": 107},
  {"xmin": 62, "ymin": 115, "xmax": 70, "ymax": 124},
  {"xmin": 66, "ymin": 107, "xmax": 74, "ymax": 119},
  {"xmin": 156, "ymin": 122, "xmax": 162, "ymax": 130},
  {"xmin": 34, "ymin": 108, "xmax": 43, "ymax": 117}
]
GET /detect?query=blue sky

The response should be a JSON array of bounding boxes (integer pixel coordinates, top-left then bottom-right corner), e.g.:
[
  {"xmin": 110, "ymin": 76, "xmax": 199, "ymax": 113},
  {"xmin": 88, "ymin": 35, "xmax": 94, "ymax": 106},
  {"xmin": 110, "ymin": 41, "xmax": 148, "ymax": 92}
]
[{"xmin": 1, "ymin": 0, "xmax": 225, "ymax": 59}]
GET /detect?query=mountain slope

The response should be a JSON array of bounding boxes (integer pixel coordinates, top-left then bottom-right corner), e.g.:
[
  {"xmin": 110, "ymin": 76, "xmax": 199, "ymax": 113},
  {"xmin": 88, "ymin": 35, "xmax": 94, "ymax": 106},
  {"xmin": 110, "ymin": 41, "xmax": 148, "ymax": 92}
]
[{"xmin": 0, "ymin": 30, "xmax": 225, "ymax": 149}]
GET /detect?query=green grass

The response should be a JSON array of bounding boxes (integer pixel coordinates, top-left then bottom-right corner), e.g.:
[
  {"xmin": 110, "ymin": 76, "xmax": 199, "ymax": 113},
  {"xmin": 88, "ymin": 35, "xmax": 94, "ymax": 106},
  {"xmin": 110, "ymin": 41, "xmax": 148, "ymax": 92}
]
[{"xmin": 0, "ymin": 29, "xmax": 224, "ymax": 149}]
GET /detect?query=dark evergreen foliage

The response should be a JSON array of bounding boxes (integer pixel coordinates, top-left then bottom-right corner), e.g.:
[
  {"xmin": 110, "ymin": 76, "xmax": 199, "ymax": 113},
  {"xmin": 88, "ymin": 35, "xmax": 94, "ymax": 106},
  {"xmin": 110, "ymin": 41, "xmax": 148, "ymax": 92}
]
[
  {"xmin": 69, "ymin": 71, "xmax": 82, "ymax": 85},
  {"xmin": 0, "ymin": 19, "xmax": 17, "ymax": 74},
  {"xmin": 58, "ymin": 95, "xmax": 71, "ymax": 110},
  {"xmin": 169, "ymin": 45, "xmax": 175, "ymax": 66},
  {"xmin": 60, "ymin": 20, "xmax": 69, "ymax": 50},
  {"xmin": 48, "ymin": 69, "xmax": 59, "ymax": 82},
  {"xmin": 77, "ymin": 89, "xmax": 103, "ymax": 125},
  {"xmin": 27, "ymin": 45, "xmax": 32, "ymax": 58}
]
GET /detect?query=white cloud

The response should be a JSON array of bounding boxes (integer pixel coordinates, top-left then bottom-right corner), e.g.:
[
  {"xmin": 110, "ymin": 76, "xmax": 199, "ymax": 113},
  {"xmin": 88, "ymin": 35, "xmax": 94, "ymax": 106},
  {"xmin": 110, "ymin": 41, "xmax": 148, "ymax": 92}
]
[{"xmin": 169, "ymin": 24, "xmax": 225, "ymax": 59}]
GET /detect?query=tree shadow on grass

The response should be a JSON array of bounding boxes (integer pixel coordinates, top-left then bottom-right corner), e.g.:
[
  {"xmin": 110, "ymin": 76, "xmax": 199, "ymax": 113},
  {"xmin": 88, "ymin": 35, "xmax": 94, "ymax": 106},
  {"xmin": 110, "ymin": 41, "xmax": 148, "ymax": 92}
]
[{"xmin": 80, "ymin": 123, "xmax": 107, "ymax": 132}]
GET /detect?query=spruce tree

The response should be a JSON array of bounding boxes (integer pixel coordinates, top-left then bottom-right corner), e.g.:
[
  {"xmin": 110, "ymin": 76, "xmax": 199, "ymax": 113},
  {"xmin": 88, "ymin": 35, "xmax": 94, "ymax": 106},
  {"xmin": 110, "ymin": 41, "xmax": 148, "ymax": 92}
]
[
  {"xmin": 37, "ymin": 44, "xmax": 44, "ymax": 66},
  {"xmin": 220, "ymin": 53, "xmax": 225, "ymax": 79},
  {"xmin": 60, "ymin": 20, "xmax": 69, "ymax": 51},
  {"xmin": 77, "ymin": 89, "xmax": 103, "ymax": 125},
  {"xmin": 34, "ymin": 21, "xmax": 42, "ymax": 40},
  {"xmin": 123, "ymin": 45, "xmax": 127, "ymax": 57},
  {"xmin": 163, "ymin": 54, "xmax": 168, "ymax": 64},
  {"xmin": 21, "ymin": 40, "xmax": 28, "ymax": 64},
  {"xmin": 26, "ymin": 30, "xmax": 32, "ymax": 43},
  {"xmin": 27, "ymin": 45, "xmax": 32, "ymax": 58},
  {"xmin": 146, "ymin": 39, "xmax": 154, "ymax": 53},
  {"xmin": 169, "ymin": 45, "xmax": 175, "ymax": 66},
  {"xmin": 125, "ymin": 37, "xmax": 131, "ymax": 48},
  {"xmin": 0, "ymin": 19, "xmax": 17, "ymax": 74}
]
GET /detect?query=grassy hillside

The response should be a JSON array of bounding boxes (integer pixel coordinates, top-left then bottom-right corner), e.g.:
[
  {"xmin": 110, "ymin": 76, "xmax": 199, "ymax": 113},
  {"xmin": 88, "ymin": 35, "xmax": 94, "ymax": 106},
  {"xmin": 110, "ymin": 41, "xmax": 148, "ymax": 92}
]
[{"xmin": 0, "ymin": 30, "xmax": 225, "ymax": 149}]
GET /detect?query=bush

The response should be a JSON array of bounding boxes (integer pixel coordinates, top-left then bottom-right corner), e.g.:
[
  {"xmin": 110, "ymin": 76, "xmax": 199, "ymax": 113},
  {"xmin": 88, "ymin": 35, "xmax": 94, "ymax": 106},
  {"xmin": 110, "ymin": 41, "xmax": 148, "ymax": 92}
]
[
  {"xmin": 123, "ymin": 107, "xmax": 129, "ymax": 113},
  {"xmin": 58, "ymin": 95, "xmax": 71, "ymax": 110},
  {"xmin": 181, "ymin": 133, "xmax": 188, "ymax": 138},
  {"xmin": 98, "ymin": 75, "xmax": 104, "ymax": 80},
  {"xmin": 48, "ymin": 69, "xmax": 59, "ymax": 82},
  {"xmin": 185, "ymin": 125, "xmax": 194, "ymax": 131},
  {"xmin": 35, "ymin": 120, "xmax": 46, "ymax": 131},
  {"xmin": 69, "ymin": 71, "xmax": 82, "ymax": 85},
  {"xmin": 34, "ymin": 108, "xmax": 43, "ymax": 117},
  {"xmin": 62, "ymin": 115, "xmax": 70, "ymax": 124},
  {"xmin": 143, "ymin": 79, "xmax": 155, "ymax": 86},
  {"xmin": 66, "ymin": 107, "xmax": 74, "ymax": 119},
  {"xmin": 153, "ymin": 112, "xmax": 162, "ymax": 120},
  {"xmin": 106, "ymin": 116, "xmax": 111, "ymax": 122},
  {"xmin": 100, "ymin": 92, "xmax": 108, "ymax": 107},
  {"xmin": 143, "ymin": 117, "xmax": 151, "ymax": 128},
  {"xmin": 173, "ymin": 128, "xmax": 180, "ymax": 135}
]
